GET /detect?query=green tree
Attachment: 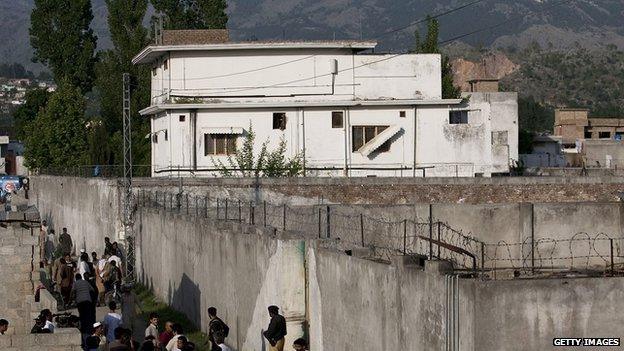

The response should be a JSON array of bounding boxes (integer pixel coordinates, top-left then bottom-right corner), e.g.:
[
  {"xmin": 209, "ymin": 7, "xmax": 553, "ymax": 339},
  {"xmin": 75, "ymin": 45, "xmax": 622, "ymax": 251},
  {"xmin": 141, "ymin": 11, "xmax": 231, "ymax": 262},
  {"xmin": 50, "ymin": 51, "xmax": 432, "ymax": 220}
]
[
  {"xmin": 13, "ymin": 89, "xmax": 51, "ymax": 141},
  {"xmin": 151, "ymin": 0, "xmax": 228, "ymax": 29},
  {"xmin": 96, "ymin": 0, "xmax": 151, "ymax": 170},
  {"xmin": 24, "ymin": 82, "xmax": 89, "ymax": 169},
  {"xmin": 413, "ymin": 16, "xmax": 460, "ymax": 99},
  {"xmin": 30, "ymin": 0, "xmax": 98, "ymax": 92}
]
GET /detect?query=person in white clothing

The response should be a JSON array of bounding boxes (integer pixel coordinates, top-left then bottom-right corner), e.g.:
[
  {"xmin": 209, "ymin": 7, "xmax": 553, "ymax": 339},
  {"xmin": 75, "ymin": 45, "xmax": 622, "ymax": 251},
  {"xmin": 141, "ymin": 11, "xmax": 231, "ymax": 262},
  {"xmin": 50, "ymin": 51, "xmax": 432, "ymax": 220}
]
[
  {"xmin": 165, "ymin": 324, "xmax": 183, "ymax": 351},
  {"xmin": 78, "ymin": 253, "xmax": 91, "ymax": 278},
  {"xmin": 108, "ymin": 254, "xmax": 122, "ymax": 272},
  {"xmin": 215, "ymin": 335, "xmax": 233, "ymax": 351},
  {"xmin": 41, "ymin": 309, "xmax": 55, "ymax": 333}
]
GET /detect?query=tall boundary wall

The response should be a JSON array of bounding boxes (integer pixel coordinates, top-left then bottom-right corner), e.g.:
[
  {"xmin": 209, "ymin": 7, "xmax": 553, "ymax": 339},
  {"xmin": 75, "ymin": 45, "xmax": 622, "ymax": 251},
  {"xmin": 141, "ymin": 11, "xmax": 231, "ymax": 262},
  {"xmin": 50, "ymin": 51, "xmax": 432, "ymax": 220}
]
[
  {"xmin": 28, "ymin": 176, "xmax": 624, "ymax": 350},
  {"xmin": 30, "ymin": 176, "xmax": 123, "ymax": 256}
]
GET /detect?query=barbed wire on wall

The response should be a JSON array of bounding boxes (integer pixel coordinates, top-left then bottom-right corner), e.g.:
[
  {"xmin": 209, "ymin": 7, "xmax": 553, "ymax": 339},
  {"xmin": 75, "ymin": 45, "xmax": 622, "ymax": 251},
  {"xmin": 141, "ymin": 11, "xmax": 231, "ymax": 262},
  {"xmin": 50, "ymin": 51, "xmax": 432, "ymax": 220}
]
[{"xmin": 136, "ymin": 189, "xmax": 624, "ymax": 280}]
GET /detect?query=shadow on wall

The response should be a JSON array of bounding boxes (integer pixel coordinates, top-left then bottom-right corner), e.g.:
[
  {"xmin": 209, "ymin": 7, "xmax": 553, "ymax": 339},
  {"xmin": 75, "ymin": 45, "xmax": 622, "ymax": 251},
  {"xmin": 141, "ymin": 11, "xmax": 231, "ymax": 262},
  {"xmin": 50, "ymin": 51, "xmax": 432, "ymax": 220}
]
[{"xmin": 170, "ymin": 273, "xmax": 203, "ymax": 331}]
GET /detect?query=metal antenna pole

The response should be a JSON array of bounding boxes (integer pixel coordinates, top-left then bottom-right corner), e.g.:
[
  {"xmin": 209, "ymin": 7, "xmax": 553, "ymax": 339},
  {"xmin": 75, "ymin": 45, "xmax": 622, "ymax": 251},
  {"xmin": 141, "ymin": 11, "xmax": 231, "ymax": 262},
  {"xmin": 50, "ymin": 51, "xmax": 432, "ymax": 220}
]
[{"xmin": 122, "ymin": 72, "xmax": 135, "ymax": 282}]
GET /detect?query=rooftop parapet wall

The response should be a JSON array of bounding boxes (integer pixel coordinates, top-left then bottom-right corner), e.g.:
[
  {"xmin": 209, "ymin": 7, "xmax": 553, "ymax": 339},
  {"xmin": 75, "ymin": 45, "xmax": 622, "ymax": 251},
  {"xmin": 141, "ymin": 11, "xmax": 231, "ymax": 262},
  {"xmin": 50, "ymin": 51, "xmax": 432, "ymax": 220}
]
[
  {"xmin": 162, "ymin": 29, "xmax": 229, "ymax": 45},
  {"xmin": 131, "ymin": 176, "xmax": 624, "ymax": 204}
]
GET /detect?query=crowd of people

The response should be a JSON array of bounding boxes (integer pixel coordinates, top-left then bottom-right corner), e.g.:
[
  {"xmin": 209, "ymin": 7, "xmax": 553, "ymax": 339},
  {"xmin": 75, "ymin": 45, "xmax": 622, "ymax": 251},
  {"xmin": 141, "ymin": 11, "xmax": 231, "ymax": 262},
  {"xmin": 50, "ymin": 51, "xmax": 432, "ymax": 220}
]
[{"xmin": 0, "ymin": 221, "xmax": 311, "ymax": 350}]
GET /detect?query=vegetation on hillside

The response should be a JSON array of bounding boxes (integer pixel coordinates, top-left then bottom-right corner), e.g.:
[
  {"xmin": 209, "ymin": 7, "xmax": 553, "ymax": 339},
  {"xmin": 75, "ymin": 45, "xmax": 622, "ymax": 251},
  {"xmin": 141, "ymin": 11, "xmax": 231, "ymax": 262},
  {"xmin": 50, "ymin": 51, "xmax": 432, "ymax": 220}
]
[{"xmin": 501, "ymin": 44, "xmax": 624, "ymax": 119}]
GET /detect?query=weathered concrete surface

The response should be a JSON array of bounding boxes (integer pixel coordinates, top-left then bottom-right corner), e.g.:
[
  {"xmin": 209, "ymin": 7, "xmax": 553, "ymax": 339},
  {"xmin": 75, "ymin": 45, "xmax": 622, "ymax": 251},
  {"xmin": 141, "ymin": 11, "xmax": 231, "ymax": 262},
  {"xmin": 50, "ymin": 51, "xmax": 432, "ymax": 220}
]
[
  {"xmin": 136, "ymin": 207, "xmax": 306, "ymax": 351},
  {"xmin": 133, "ymin": 176, "xmax": 624, "ymax": 204},
  {"xmin": 474, "ymin": 277, "xmax": 624, "ymax": 351},
  {"xmin": 30, "ymin": 176, "xmax": 122, "ymax": 256},
  {"xmin": 26, "ymin": 175, "xmax": 624, "ymax": 350},
  {"xmin": 0, "ymin": 328, "xmax": 83, "ymax": 351},
  {"xmin": 306, "ymin": 247, "xmax": 475, "ymax": 351},
  {"xmin": 0, "ymin": 223, "xmax": 82, "ymax": 350}
]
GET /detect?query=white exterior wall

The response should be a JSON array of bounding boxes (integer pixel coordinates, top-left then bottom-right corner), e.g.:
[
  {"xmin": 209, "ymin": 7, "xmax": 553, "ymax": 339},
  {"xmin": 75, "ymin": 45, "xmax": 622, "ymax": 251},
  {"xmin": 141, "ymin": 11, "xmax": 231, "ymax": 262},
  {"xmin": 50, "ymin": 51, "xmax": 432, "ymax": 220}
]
[
  {"xmin": 150, "ymin": 103, "xmax": 515, "ymax": 177},
  {"xmin": 416, "ymin": 106, "xmax": 493, "ymax": 177},
  {"xmin": 149, "ymin": 50, "xmax": 441, "ymax": 104},
  {"xmin": 139, "ymin": 43, "xmax": 518, "ymax": 177}
]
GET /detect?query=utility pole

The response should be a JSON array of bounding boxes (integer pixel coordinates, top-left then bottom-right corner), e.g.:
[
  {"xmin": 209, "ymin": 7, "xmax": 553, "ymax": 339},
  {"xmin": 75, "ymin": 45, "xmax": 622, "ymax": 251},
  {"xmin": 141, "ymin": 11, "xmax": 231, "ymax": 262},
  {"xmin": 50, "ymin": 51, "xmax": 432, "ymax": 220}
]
[{"xmin": 122, "ymin": 72, "xmax": 135, "ymax": 282}]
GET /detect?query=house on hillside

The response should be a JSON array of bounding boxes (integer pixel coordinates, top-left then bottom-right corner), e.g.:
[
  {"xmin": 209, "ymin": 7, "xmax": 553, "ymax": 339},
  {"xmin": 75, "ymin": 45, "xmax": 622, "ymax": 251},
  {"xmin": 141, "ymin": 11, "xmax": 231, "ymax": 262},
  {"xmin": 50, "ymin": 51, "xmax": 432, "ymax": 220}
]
[
  {"xmin": 133, "ymin": 30, "xmax": 518, "ymax": 177},
  {"xmin": 554, "ymin": 108, "xmax": 624, "ymax": 168}
]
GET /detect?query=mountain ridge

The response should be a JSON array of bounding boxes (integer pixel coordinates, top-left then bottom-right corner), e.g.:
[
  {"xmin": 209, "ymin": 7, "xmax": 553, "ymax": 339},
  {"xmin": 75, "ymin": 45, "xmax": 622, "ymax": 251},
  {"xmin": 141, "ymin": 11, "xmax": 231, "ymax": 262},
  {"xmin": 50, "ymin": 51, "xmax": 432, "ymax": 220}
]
[{"xmin": 1, "ymin": 0, "xmax": 624, "ymax": 72}]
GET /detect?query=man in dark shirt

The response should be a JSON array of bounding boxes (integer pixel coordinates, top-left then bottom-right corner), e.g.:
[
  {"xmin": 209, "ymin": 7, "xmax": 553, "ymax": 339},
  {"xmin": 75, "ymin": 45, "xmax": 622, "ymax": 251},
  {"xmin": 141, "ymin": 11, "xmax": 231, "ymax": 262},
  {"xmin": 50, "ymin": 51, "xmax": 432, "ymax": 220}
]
[
  {"xmin": 59, "ymin": 228, "xmax": 72, "ymax": 255},
  {"xmin": 263, "ymin": 305, "xmax": 287, "ymax": 351},
  {"xmin": 208, "ymin": 306, "xmax": 229, "ymax": 350}
]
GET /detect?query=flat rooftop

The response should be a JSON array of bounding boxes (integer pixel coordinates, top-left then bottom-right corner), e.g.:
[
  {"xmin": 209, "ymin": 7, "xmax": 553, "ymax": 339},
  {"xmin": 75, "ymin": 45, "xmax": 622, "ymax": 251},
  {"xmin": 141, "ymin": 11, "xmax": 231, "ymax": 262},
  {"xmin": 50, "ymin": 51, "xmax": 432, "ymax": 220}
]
[{"xmin": 133, "ymin": 40, "xmax": 378, "ymax": 64}]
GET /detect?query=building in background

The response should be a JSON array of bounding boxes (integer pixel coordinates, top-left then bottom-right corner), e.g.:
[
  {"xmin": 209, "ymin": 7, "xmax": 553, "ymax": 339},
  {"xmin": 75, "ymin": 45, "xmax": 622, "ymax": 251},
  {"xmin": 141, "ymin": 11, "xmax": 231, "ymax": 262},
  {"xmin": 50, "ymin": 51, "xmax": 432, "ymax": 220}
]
[
  {"xmin": 552, "ymin": 108, "xmax": 624, "ymax": 168},
  {"xmin": 134, "ymin": 30, "xmax": 518, "ymax": 178}
]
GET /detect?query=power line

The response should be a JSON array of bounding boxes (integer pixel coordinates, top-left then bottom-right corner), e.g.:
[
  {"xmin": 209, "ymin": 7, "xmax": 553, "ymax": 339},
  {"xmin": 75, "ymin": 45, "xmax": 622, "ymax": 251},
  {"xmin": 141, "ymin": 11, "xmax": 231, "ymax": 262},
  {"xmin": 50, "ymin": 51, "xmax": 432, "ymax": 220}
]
[
  {"xmin": 155, "ymin": 1, "xmax": 486, "ymax": 82},
  {"xmin": 161, "ymin": 0, "xmax": 577, "ymax": 95},
  {"xmin": 438, "ymin": 0, "xmax": 577, "ymax": 45},
  {"xmin": 376, "ymin": 0, "xmax": 488, "ymax": 38},
  {"xmin": 163, "ymin": 55, "xmax": 317, "ymax": 81}
]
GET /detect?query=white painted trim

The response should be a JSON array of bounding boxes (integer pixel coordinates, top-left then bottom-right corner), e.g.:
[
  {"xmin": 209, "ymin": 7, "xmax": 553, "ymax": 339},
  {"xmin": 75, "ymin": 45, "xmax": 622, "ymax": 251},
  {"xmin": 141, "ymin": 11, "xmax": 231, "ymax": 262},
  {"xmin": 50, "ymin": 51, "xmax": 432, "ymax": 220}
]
[
  {"xmin": 139, "ymin": 99, "xmax": 463, "ymax": 115},
  {"xmin": 133, "ymin": 41, "xmax": 378, "ymax": 64}
]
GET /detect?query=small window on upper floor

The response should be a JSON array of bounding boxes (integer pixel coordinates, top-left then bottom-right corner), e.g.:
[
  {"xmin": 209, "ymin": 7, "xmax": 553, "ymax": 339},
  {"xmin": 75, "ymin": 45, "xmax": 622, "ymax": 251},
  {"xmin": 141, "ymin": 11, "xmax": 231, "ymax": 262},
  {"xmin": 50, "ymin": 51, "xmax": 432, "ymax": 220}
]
[
  {"xmin": 163, "ymin": 59, "xmax": 168, "ymax": 70},
  {"xmin": 332, "ymin": 111, "xmax": 343, "ymax": 128},
  {"xmin": 399, "ymin": 111, "xmax": 406, "ymax": 118},
  {"xmin": 179, "ymin": 115, "xmax": 186, "ymax": 122},
  {"xmin": 599, "ymin": 131, "xmax": 611, "ymax": 139},
  {"xmin": 449, "ymin": 110, "xmax": 468, "ymax": 124},
  {"xmin": 152, "ymin": 134, "xmax": 158, "ymax": 143},
  {"xmin": 273, "ymin": 113, "xmax": 287, "ymax": 130},
  {"xmin": 584, "ymin": 131, "xmax": 593, "ymax": 139},
  {"xmin": 152, "ymin": 67, "xmax": 157, "ymax": 76}
]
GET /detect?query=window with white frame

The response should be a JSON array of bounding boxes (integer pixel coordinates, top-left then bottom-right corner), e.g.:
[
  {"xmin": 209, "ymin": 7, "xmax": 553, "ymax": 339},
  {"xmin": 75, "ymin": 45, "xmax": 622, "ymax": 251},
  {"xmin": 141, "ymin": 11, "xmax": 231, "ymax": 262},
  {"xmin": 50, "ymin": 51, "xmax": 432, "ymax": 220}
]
[{"xmin": 205, "ymin": 134, "xmax": 237, "ymax": 156}]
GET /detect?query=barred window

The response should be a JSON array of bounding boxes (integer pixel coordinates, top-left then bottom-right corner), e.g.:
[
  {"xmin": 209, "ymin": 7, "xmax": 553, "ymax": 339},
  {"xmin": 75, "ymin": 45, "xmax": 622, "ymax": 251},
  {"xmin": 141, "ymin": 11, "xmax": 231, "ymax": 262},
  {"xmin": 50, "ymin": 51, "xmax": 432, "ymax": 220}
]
[{"xmin": 205, "ymin": 134, "xmax": 237, "ymax": 156}]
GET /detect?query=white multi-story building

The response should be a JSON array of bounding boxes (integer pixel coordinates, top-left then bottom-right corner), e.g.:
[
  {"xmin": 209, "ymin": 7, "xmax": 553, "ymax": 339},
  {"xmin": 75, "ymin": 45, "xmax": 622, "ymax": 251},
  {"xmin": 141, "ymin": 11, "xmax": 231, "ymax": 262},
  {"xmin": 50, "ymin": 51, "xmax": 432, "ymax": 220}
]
[{"xmin": 133, "ymin": 30, "xmax": 517, "ymax": 177}]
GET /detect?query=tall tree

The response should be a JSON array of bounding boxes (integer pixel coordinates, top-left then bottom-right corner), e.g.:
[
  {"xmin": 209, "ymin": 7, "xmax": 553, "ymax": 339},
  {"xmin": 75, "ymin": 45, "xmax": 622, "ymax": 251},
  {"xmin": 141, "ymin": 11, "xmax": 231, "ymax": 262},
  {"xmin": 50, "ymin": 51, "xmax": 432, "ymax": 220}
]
[
  {"xmin": 13, "ymin": 89, "xmax": 51, "ymax": 141},
  {"xmin": 24, "ymin": 82, "xmax": 89, "ymax": 169},
  {"xmin": 414, "ymin": 16, "xmax": 460, "ymax": 99},
  {"xmin": 151, "ymin": 0, "xmax": 228, "ymax": 29},
  {"xmin": 29, "ymin": 0, "xmax": 98, "ymax": 92},
  {"xmin": 96, "ymin": 0, "xmax": 151, "ymax": 169}
]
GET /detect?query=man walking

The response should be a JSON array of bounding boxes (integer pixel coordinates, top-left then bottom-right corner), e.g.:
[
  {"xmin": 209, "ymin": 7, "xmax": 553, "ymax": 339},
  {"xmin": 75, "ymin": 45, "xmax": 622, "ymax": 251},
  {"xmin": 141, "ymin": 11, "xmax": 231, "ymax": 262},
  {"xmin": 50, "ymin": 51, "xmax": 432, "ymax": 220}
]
[
  {"xmin": 208, "ymin": 307, "xmax": 229, "ymax": 350},
  {"xmin": 59, "ymin": 228, "xmax": 72, "ymax": 256},
  {"xmin": 70, "ymin": 273, "xmax": 95, "ymax": 338},
  {"xmin": 39, "ymin": 220, "xmax": 48, "ymax": 263},
  {"xmin": 59, "ymin": 255, "xmax": 75, "ymax": 307},
  {"xmin": 103, "ymin": 301, "xmax": 122, "ymax": 344},
  {"xmin": 263, "ymin": 305, "xmax": 287, "ymax": 351}
]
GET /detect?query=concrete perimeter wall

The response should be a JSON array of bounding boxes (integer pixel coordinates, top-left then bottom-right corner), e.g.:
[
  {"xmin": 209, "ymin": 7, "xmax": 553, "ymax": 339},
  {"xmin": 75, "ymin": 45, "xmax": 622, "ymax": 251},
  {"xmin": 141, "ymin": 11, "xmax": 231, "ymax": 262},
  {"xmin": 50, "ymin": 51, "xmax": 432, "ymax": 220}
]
[
  {"xmin": 475, "ymin": 277, "xmax": 624, "ymax": 350},
  {"xmin": 30, "ymin": 176, "xmax": 122, "ymax": 256},
  {"xmin": 136, "ymin": 207, "xmax": 307, "ymax": 350},
  {"xmin": 27, "ymin": 176, "xmax": 624, "ymax": 350}
]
